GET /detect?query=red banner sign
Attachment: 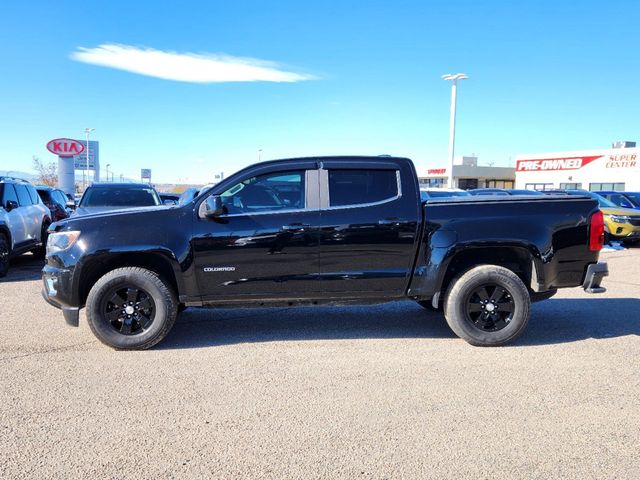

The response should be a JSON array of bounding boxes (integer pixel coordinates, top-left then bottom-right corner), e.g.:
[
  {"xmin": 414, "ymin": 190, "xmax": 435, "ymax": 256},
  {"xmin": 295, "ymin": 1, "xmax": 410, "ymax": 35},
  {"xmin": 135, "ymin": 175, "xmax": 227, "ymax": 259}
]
[{"xmin": 516, "ymin": 155, "xmax": 602, "ymax": 172}]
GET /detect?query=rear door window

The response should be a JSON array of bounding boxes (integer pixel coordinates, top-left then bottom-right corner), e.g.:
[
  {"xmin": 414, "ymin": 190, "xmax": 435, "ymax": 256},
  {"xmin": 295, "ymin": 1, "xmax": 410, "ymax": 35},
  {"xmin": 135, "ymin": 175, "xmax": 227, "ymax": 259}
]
[
  {"xmin": 15, "ymin": 184, "xmax": 33, "ymax": 206},
  {"xmin": 328, "ymin": 169, "xmax": 398, "ymax": 207},
  {"xmin": 26, "ymin": 185, "xmax": 40, "ymax": 204},
  {"xmin": 2, "ymin": 184, "xmax": 19, "ymax": 205}
]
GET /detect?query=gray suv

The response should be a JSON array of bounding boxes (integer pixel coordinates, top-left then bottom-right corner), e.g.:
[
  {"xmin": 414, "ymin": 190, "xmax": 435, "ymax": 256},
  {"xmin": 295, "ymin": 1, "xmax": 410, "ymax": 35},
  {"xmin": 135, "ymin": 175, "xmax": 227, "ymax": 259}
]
[{"xmin": 0, "ymin": 177, "xmax": 51, "ymax": 277}]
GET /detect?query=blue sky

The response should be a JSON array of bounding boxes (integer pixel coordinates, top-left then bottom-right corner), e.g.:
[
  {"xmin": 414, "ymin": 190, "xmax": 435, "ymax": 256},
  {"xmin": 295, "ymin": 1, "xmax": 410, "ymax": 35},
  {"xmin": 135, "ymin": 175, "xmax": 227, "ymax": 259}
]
[{"xmin": 1, "ymin": 0, "xmax": 639, "ymax": 183}]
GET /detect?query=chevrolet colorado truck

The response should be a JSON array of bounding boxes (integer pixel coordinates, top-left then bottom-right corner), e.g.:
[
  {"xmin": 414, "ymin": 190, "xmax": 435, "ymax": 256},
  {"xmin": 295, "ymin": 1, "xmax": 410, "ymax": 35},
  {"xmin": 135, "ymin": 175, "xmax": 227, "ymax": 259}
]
[{"xmin": 42, "ymin": 156, "xmax": 608, "ymax": 350}]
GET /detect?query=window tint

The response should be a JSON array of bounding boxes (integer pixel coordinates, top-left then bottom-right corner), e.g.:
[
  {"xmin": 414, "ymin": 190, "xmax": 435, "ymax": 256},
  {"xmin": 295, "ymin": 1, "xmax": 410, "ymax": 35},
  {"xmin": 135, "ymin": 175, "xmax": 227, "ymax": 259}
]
[
  {"xmin": 15, "ymin": 184, "xmax": 33, "ymax": 206},
  {"xmin": 328, "ymin": 169, "xmax": 398, "ymax": 207},
  {"xmin": 55, "ymin": 191, "xmax": 68, "ymax": 205},
  {"xmin": 37, "ymin": 190, "xmax": 51, "ymax": 203},
  {"xmin": 26, "ymin": 185, "xmax": 40, "ymax": 204},
  {"xmin": 2, "ymin": 184, "xmax": 19, "ymax": 205},
  {"xmin": 220, "ymin": 170, "xmax": 305, "ymax": 214}
]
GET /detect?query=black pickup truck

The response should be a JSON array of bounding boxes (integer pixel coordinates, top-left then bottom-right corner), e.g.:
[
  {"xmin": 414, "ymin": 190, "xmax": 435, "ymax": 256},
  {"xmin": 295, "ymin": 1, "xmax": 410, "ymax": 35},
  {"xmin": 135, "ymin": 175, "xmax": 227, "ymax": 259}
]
[{"xmin": 42, "ymin": 156, "xmax": 608, "ymax": 350}]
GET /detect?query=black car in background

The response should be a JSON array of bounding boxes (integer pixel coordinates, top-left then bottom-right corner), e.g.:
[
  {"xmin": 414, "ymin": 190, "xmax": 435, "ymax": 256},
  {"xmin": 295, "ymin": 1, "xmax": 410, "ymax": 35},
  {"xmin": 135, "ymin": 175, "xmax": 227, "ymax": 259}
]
[
  {"xmin": 75, "ymin": 183, "xmax": 162, "ymax": 216},
  {"xmin": 36, "ymin": 185, "xmax": 73, "ymax": 222}
]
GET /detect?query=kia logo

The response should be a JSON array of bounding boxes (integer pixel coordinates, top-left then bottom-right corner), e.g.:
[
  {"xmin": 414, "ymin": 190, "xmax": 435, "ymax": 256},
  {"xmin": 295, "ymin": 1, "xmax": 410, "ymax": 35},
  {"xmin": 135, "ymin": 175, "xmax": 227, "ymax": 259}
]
[{"xmin": 46, "ymin": 138, "xmax": 85, "ymax": 157}]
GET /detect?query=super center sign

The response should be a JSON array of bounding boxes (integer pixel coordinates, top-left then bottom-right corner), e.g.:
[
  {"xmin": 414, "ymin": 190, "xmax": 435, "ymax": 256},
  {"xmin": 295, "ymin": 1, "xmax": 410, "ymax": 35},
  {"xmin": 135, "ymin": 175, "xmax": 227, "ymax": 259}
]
[{"xmin": 516, "ymin": 153, "xmax": 637, "ymax": 172}]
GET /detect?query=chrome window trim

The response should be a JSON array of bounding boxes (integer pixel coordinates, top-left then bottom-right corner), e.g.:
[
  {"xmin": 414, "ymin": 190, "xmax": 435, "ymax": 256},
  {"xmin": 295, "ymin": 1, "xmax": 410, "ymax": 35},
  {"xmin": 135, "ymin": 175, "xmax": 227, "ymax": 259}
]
[
  {"xmin": 200, "ymin": 168, "xmax": 318, "ymax": 219},
  {"xmin": 320, "ymin": 169, "xmax": 402, "ymax": 211}
]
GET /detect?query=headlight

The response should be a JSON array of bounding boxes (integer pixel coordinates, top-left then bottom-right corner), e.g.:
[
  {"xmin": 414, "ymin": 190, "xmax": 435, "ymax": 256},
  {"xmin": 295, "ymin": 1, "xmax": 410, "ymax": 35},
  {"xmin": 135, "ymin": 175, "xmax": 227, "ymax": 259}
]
[
  {"xmin": 46, "ymin": 231, "xmax": 81, "ymax": 255},
  {"xmin": 607, "ymin": 215, "xmax": 630, "ymax": 224}
]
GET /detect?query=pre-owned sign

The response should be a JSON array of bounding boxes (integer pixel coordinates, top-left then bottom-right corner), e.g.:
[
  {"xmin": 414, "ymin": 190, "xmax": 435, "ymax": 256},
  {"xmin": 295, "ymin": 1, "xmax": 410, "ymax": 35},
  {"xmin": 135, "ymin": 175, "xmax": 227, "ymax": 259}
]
[{"xmin": 46, "ymin": 138, "xmax": 85, "ymax": 157}]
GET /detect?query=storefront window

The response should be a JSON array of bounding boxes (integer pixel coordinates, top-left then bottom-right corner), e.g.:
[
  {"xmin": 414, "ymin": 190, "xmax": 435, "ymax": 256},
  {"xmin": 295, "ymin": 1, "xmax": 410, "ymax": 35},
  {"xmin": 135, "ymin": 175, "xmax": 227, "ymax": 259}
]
[
  {"xmin": 559, "ymin": 183, "xmax": 582, "ymax": 189},
  {"xmin": 458, "ymin": 178, "xmax": 478, "ymax": 190},
  {"xmin": 485, "ymin": 180, "xmax": 514, "ymax": 189},
  {"xmin": 419, "ymin": 178, "xmax": 446, "ymax": 188},
  {"xmin": 589, "ymin": 183, "xmax": 625, "ymax": 192},
  {"xmin": 524, "ymin": 183, "xmax": 554, "ymax": 191}
]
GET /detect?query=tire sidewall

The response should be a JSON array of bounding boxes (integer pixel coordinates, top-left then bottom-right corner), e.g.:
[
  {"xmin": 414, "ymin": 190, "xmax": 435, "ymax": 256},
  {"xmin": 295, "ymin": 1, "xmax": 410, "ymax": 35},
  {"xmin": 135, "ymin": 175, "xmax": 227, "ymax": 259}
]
[
  {"xmin": 0, "ymin": 234, "xmax": 10, "ymax": 277},
  {"xmin": 86, "ymin": 269, "xmax": 175, "ymax": 349},
  {"xmin": 444, "ymin": 266, "xmax": 530, "ymax": 346}
]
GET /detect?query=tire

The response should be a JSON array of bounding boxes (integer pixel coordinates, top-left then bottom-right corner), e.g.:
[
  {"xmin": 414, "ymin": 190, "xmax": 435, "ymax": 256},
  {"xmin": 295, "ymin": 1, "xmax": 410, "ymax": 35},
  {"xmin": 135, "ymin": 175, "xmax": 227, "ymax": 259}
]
[
  {"xmin": 443, "ymin": 265, "xmax": 531, "ymax": 346},
  {"xmin": 530, "ymin": 289, "xmax": 557, "ymax": 303},
  {"xmin": 417, "ymin": 300, "xmax": 443, "ymax": 312},
  {"xmin": 0, "ymin": 233, "xmax": 10, "ymax": 278},
  {"xmin": 86, "ymin": 267, "xmax": 178, "ymax": 350}
]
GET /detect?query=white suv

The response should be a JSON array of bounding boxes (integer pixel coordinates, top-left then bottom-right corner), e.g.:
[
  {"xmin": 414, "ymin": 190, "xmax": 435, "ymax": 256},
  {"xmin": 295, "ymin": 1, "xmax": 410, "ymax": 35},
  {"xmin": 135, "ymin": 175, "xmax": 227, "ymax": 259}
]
[{"xmin": 0, "ymin": 177, "xmax": 51, "ymax": 277}]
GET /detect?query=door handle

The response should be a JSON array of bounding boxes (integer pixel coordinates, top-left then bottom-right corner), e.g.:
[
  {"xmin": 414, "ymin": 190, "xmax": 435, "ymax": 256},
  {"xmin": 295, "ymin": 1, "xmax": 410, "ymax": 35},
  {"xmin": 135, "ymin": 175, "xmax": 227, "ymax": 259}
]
[{"xmin": 281, "ymin": 223, "xmax": 310, "ymax": 232}]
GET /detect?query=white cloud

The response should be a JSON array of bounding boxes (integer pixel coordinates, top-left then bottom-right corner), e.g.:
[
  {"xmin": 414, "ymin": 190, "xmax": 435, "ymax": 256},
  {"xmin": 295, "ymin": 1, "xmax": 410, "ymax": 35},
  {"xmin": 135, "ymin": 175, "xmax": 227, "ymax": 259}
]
[{"xmin": 71, "ymin": 43, "xmax": 316, "ymax": 83}]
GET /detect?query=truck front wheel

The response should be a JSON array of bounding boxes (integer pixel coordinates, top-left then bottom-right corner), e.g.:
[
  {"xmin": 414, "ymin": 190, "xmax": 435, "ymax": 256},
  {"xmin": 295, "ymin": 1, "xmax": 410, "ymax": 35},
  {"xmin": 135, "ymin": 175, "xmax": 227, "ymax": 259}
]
[
  {"xmin": 443, "ymin": 265, "xmax": 530, "ymax": 346},
  {"xmin": 86, "ymin": 267, "xmax": 178, "ymax": 350}
]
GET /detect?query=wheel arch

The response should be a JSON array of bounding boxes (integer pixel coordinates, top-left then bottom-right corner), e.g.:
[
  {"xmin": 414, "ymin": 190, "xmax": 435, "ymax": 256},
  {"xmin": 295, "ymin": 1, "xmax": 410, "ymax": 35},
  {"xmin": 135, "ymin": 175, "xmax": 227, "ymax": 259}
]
[
  {"xmin": 439, "ymin": 245, "xmax": 537, "ymax": 297},
  {"xmin": 0, "ymin": 223, "xmax": 12, "ymax": 250},
  {"xmin": 77, "ymin": 251, "xmax": 182, "ymax": 306}
]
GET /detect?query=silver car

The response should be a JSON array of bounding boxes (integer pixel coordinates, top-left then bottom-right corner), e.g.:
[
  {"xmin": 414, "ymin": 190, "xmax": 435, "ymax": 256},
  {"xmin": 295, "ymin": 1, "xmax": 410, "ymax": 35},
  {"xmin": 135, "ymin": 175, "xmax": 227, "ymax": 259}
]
[{"xmin": 0, "ymin": 177, "xmax": 52, "ymax": 276}]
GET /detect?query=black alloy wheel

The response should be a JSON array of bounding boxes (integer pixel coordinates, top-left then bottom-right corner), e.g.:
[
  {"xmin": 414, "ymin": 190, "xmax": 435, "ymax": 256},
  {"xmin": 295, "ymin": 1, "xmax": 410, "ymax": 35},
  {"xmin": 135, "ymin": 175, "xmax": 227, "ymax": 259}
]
[
  {"xmin": 101, "ymin": 286, "xmax": 156, "ymax": 335},
  {"xmin": 443, "ymin": 264, "xmax": 531, "ymax": 346},
  {"xmin": 86, "ymin": 267, "xmax": 178, "ymax": 350},
  {"xmin": 464, "ymin": 284, "xmax": 514, "ymax": 332}
]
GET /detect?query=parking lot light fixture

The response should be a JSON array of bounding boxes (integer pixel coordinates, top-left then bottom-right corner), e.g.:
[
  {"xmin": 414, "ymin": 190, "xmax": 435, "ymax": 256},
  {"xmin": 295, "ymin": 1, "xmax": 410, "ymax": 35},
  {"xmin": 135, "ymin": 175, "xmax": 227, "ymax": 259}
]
[
  {"xmin": 84, "ymin": 128, "xmax": 95, "ymax": 189},
  {"xmin": 442, "ymin": 73, "xmax": 468, "ymax": 188}
]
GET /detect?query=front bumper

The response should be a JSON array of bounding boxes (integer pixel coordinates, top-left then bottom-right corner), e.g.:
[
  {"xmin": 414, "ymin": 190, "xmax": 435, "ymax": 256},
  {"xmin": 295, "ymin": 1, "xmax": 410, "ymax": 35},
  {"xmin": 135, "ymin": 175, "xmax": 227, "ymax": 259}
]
[
  {"xmin": 42, "ymin": 264, "xmax": 80, "ymax": 327},
  {"xmin": 582, "ymin": 262, "xmax": 608, "ymax": 294}
]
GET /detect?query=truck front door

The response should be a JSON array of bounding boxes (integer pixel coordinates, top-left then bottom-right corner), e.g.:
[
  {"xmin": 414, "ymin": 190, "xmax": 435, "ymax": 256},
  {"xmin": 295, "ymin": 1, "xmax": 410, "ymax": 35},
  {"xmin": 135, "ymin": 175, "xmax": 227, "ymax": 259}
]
[{"xmin": 192, "ymin": 166, "xmax": 321, "ymax": 301}]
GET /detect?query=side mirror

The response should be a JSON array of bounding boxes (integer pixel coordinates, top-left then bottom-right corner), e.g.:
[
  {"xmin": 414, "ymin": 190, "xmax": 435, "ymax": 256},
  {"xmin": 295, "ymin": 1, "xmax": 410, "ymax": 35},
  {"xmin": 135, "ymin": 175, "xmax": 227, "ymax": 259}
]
[
  {"xmin": 66, "ymin": 200, "xmax": 76, "ymax": 210},
  {"xmin": 203, "ymin": 195, "xmax": 225, "ymax": 218},
  {"xmin": 5, "ymin": 200, "xmax": 18, "ymax": 212}
]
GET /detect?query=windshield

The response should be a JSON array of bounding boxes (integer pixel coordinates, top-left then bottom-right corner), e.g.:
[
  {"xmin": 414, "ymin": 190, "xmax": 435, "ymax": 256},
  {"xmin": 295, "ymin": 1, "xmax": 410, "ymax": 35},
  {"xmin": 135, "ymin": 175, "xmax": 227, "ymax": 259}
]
[
  {"xmin": 624, "ymin": 192, "xmax": 640, "ymax": 206},
  {"xmin": 80, "ymin": 187, "xmax": 161, "ymax": 208}
]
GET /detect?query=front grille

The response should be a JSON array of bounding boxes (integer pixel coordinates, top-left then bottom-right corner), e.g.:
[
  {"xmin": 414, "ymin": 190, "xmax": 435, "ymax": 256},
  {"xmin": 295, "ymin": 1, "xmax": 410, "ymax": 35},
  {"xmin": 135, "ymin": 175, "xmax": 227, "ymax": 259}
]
[{"xmin": 629, "ymin": 218, "xmax": 640, "ymax": 227}]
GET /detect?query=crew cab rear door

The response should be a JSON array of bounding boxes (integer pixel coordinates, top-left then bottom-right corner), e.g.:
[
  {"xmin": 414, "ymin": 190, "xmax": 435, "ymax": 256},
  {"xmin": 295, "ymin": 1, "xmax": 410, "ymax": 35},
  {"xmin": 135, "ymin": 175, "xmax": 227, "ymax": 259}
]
[
  {"xmin": 193, "ymin": 162, "xmax": 321, "ymax": 300},
  {"xmin": 317, "ymin": 159, "xmax": 422, "ymax": 296}
]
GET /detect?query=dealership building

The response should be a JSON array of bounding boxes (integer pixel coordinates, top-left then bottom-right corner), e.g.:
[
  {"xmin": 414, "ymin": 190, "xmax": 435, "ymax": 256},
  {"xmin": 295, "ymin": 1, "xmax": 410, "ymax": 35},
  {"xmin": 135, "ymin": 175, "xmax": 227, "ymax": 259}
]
[
  {"xmin": 417, "ymin": 156, "xmax": 516, "ymax": 190},
  {"xmin": 515, "ymin": 143, "xmax": 640, "ymax": 192}
]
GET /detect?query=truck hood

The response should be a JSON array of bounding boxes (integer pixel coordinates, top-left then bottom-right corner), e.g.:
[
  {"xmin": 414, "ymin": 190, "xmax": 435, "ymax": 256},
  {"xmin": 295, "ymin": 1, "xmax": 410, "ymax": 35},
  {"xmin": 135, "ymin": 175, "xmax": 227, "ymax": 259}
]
[
  {"xmin": 600, "ymin": 206, "xmax": 640, "ymax": 217},
  {"xmin": 72, "ymin": 205, "xmax": 171, "ymax": 218}
]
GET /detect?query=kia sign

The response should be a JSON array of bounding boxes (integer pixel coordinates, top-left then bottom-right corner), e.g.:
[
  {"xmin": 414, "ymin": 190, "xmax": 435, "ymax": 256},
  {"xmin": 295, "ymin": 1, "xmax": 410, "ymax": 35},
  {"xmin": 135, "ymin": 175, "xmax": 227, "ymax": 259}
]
[{"xmin": 46, "ymin": 138, "xmax": 85, "ymax": 157}]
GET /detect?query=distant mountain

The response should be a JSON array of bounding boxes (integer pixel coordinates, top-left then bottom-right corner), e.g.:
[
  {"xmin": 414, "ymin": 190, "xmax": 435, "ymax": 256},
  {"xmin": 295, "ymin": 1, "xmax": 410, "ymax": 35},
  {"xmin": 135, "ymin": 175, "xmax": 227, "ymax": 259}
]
[{"xmin": 0, "ymin": 170, "xmax": 37, "ymax": 181}]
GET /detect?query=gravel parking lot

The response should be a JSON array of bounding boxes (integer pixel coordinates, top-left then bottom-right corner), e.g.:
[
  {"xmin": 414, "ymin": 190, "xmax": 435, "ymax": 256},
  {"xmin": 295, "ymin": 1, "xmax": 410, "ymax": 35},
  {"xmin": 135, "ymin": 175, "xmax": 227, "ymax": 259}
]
[{"xmin": 1, "ymin": 249, "xmax": 639, "ymax": 479}]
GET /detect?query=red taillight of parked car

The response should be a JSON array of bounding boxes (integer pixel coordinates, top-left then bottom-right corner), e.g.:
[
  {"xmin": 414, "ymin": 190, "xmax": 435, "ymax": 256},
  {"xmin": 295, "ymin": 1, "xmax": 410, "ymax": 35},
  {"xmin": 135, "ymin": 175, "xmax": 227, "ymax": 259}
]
[{"xmin": 589, "ymin": 210, "xmax": 604, "ymax": 251}]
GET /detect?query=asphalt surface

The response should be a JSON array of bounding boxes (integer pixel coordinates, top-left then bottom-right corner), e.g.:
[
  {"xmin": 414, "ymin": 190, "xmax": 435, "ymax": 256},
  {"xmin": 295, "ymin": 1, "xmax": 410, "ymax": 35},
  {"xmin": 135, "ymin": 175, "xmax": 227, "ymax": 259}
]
[{"xmin": 1, "ymin": 249, "xmax": 639, "ymax": 479}]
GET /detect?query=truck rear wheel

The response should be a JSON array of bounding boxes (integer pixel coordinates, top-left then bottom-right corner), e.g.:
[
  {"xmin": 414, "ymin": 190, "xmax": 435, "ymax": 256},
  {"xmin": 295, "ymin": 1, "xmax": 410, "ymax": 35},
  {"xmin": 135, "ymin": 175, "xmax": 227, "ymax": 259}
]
[
  {"xmin": 86, "ymin": 267, "xmax": 178, "ymax": 350},
  {"xmin": 443, "ymin": 265, "xmax": 530, "ymax": 346}
]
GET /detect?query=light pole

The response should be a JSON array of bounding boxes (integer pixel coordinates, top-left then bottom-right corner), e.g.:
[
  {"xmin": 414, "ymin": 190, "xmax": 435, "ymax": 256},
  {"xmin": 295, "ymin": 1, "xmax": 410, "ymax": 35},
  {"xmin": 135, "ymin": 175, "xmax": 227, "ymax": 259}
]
[
  {"xmin": 258, "ymin": 149, "xmax": 263, "ymax": 162},
  {"xmin": 84, "ymin": 127, "xmax": 95, "ymax": 189},
  {"xmin": 106, "ymin": 163, "xmax": 110, "ymax": 182},
  {"xmin": 442, "ymin": 73, "xmax": 468, "ymax": 188}
]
